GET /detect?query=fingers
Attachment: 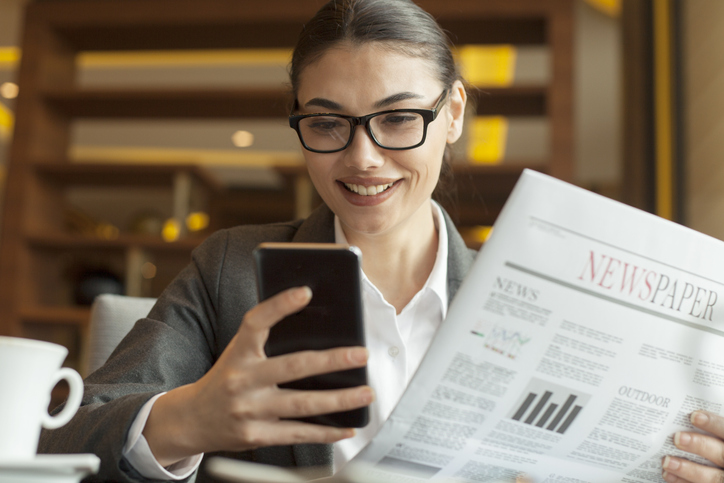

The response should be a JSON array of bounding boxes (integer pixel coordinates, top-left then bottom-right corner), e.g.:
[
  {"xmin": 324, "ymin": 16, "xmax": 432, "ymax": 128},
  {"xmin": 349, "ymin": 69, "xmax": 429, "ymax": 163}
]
[
  {"xmin": 672, "ymin": 430, "xmax": 724, "ymax": 468},
  {"xmin": 661, "ymin": 461, "xmax": 691, "ymax": 483},
  {"xmin": 240, "ymin": 419, "xmax": 356, "ymax": 448},
  {"xmin": 255, "ymin": 346, "xmax": 368, "ymax": 386},
  {"xmin": 235, "ymin": 286, "xmax": 312, "ymax": 356},
  {"xmin": 662, "ymin": 454, "xmax": 724, "ymax": 483},
  {"xmin": 662, "ymin": 411, "xmax": 724, "ymax": 483},
  {"xmin": 692, "ymin": 411, "xmax": 724, "ymax": 441},
  {"xmin": 251, "ymin": 385, "xmax": 374, "ymax": 420}
]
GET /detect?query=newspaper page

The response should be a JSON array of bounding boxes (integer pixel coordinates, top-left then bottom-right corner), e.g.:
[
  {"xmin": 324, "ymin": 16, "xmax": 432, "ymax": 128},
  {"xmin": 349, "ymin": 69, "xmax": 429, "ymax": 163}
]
[
  {"xmin": 337, "ymin": 169, "xmax": 724, "ymax": 483},
  {"xmin": 208, "ymin": 170, "xmax": 724, "ymax": 483}
]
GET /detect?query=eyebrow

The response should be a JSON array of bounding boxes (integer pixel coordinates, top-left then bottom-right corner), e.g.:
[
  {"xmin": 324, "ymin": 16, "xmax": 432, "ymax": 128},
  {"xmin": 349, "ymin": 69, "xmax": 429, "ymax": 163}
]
[
  {"xmin": 302, "ymin": 91, "xmax": 425, "ymax": 112},
  {"xmin": 374, "ymin": 92, "xmax": 425, "ymax": 109},
  {"xmin": 303, "ymin": 98, "xmax": 343, "ymax": 111}
]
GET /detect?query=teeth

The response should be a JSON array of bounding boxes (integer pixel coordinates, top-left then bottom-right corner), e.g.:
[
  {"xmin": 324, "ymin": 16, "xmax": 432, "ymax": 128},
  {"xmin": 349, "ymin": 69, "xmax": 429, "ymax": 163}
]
[{"xmin": 343, "ymin": 182, "xmax": 394, "ymax": 196}]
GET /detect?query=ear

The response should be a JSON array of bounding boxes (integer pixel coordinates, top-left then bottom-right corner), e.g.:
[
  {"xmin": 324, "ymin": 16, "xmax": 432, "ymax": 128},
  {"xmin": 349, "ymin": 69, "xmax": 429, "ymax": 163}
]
[{"xmin": 446, "ymin": 79, "xmax": 467, "ymax": 144}]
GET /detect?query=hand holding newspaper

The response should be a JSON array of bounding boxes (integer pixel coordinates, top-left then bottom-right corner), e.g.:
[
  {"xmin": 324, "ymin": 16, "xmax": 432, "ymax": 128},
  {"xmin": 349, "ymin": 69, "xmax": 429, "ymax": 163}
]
[{"xmin": 210, "ymin": 170, "xmax": 724, "ymax": 483}]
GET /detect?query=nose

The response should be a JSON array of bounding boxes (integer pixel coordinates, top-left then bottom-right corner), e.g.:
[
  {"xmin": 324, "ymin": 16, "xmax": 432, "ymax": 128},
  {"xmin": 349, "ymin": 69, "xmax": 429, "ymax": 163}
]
[{"xmin": 342, "ymin": 124, "xmax": 385, "ymax": 171}]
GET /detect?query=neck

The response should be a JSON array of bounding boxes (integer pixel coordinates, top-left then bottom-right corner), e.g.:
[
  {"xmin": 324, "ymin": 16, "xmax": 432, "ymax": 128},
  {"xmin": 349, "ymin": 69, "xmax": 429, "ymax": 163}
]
[{"xmin": 342, "ymin": 201, "xmax": 439, "ymax": 314}]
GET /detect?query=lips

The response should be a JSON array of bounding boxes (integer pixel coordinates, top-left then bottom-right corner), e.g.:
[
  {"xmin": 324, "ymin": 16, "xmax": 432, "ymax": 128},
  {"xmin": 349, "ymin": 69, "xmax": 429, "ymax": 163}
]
[
  {"xmin": 343, "ymin": 182, "xmax": 394, "ymax": 196},
  {"xmin": 336, "ymin": 179, "xmax": 401, "ymax": 206}
]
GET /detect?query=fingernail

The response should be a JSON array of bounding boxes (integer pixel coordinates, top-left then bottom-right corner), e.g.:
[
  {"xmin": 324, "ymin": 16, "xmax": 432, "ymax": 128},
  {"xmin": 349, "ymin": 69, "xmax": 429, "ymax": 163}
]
[
  {"xmin": 351, "ymin": 347, "xmax": 368, "ymax": 365},
  {"xmin": 674, "ymin": 431, "xmax": 691, "ymax": 447},
  {"xmin": 662, "ymin": 455, "xmax": 680, "ymax": 471},
  {"xmin": 692, "ymin": 410, "xmax": 709, "ymax": 426},
  {"xmin": 359, "ymin": 387, "xmax": 375, "ymax": 405},
  {"xmin": 295, "ymin": 286, "xmax": 312, "ymax": 302}
]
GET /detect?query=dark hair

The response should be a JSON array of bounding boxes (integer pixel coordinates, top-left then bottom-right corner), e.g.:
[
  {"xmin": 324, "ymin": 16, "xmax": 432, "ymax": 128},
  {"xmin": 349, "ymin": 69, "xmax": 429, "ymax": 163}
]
[{"xmin": 290, "ymin": 0, "xmax": 462, "ymax": 205}]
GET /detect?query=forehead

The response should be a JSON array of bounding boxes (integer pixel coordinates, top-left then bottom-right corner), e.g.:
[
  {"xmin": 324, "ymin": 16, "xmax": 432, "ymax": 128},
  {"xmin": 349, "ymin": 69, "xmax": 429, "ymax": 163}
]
[{"xmin": 296, "ymin": 42, "xmax": 442, "ymax": 106}]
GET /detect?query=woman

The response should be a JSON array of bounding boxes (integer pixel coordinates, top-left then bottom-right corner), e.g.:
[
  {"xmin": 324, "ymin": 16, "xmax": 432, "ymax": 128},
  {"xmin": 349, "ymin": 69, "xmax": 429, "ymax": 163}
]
[
  {"xmin": 41, "ymin": 1, "xmax": 469, "ymax": 481},
  {"xmin": 39, "ymin": 1, "xmax": 724, "ymax": 482}
]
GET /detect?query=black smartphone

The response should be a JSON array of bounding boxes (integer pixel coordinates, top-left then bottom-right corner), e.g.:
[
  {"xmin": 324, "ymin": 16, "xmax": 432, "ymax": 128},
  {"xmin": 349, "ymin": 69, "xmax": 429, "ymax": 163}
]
[{"xmin": 253, "ymin": 242, "xmax": 368, "ymax": 428}]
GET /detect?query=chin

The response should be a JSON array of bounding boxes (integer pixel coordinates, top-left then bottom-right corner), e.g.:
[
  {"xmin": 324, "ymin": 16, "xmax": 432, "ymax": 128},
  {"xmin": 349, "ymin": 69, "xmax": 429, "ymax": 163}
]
[{"xmin": 338, "ymin": 212, "xmax": 394, "ymax": 237}]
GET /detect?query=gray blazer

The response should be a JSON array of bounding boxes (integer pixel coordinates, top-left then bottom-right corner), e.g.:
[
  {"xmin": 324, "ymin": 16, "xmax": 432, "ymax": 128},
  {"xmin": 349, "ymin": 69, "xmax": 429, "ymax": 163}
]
[{"xmin": 39, "ymin": 204, "xmax": 476, "ymax": 483}]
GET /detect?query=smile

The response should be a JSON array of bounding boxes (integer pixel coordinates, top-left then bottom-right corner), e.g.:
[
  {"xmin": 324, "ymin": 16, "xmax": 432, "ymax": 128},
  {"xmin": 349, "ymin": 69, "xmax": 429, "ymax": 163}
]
[{"xmin": 343, "ymin": 182, "xmax": 394, "ymax": 196}]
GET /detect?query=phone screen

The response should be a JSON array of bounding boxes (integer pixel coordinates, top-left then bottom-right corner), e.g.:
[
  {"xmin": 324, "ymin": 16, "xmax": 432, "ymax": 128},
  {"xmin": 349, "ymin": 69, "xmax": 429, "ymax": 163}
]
[{"xmin": 253, "ymin": 243, "xmax": 368, "ymax": 428}]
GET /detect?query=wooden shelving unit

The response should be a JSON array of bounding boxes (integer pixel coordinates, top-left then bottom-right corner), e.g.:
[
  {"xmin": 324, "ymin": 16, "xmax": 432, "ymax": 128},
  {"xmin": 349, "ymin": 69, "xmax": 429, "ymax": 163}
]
[
  {"xmin": 30, "ymin": 161, "xmax": 223, "ymax": 188},
  {"xmin": 43, "ymin": 88, "xmax": 291, "ymax": 118},
  {"xmin": 0, "ymin": 0, "xmax": 574, "ymax": 379}
]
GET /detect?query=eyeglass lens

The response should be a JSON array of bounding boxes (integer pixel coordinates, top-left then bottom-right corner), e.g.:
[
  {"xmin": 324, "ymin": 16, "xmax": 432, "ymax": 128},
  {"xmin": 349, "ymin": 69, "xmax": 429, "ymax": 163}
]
[{"xmin": 298, "ymin": 111, "xmax": 426, "ymax": 152}]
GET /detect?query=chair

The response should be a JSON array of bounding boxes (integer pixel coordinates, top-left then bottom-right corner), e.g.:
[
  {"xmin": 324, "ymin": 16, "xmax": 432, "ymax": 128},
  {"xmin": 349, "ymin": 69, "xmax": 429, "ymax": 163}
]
[
  {"xmin": 84, "ymin": 294, "xmax": 157, "ymax": 374},
  {"xmin": 83, "ymin": 295, "xmax": 199, "ymax": 482}
]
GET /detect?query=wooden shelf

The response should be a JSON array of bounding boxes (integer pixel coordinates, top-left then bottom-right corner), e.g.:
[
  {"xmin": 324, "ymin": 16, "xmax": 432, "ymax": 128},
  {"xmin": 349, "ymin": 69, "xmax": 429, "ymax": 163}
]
[
  {"xmin": 19, "ymin": 306, "xmax": 90, "ymax": 326},
  {"xmin": 31, "ymin": 160, "xmax": 224, "ymax": 192},
  {"xmin": 25, "ymin": 232, "xmax": 205, "ymax": 252},
  {"xmin": 472, "ymin": 87, "xmax": 548, "ymax": 116},
  {"xmin": 452, "ymin": 162, "xmax": 546, "ymax": 174},
  {"xmin": 42, "ymin": 87, "xmax": 548, "ymax": 118},
  {"xmin": 438, "ymin": 164, "xmax": 546, "ymax": 226},
  {"xmin": 43, "ymin": 88, "xmax": 293, "ymax": 119},
  {"xmin": 437, "ymin": 17, "xmax": 546, "ymax": 45},
  {"xmin": 29, "ymin": 0, "xmax": 554, "ymax": 51},
  {"xmin": 0, "ymin": 0, "xmax": 573, "ymax": 381},
  {"xmin": 29, "ymin": 1, "xmax": 318, "ymax": 51}
]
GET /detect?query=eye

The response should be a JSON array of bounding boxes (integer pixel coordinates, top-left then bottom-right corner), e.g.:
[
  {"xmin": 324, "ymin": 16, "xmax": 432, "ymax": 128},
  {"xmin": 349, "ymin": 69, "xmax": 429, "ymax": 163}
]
[
  {"xmin": 378, "ymin": 112, "xmax": 421, "ymax": 128},
  {"xmin": 306, "ymin": 117, "xmax": 346, "ymax": 132}
]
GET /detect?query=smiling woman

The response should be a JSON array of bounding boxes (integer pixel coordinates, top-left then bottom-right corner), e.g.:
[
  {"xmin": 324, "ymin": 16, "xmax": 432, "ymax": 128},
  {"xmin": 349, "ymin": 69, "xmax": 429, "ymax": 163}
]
[
  {"xmin": 36, "ymin": 2, "xmax": 511, "ymax": 483},
  {"xmin": 296, "ymin": 43, "xmax": 465, "ymax": 240}
]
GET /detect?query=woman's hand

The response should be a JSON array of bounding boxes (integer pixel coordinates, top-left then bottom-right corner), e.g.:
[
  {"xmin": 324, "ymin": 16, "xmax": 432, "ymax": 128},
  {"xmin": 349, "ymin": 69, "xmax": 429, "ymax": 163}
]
[
  {"xmin": 662, "ymin": 410, "xmax": 724, "ymax": 482},
  {"xmin": 143, "ymin": 286, "xmax": 373, "ymax": 466}
]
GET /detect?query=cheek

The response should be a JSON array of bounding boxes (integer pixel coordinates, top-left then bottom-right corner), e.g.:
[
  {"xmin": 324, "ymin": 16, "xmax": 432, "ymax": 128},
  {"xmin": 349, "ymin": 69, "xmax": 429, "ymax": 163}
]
[
  {"xmin": 304, "ymin": 154, "xmax": 332, "ymax": 185},
  {"xmin": 403, "ymin": 147, "xmax": 444, "ymax": 192},
  {"xmin": 420, "ymin": 129, "xmax": 448, "ymax": 181}
]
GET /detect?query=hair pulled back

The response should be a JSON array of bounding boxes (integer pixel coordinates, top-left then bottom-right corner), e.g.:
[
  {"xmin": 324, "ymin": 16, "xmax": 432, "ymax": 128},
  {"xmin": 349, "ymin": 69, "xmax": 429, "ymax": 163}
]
[
  {"xmin": 290, "ymin": 0, "xmax": 462, "ymax": 205},
  {"xmin": 290, "ymin": 0, "xmax": 459, "ymax": 95}
]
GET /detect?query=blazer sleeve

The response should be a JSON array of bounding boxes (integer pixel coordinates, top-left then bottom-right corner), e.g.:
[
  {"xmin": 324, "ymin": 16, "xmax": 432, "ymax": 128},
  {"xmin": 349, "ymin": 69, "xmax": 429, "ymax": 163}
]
[{"xmin": 38, "ymin": 228, "xmax": 245, "ymax": 483}]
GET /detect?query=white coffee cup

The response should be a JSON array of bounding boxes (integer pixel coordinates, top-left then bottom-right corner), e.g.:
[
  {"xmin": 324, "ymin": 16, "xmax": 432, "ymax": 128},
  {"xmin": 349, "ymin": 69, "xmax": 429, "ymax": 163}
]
[{"xmin": 0, "ymin": 336, "xmax": 83, "ymax": 461}]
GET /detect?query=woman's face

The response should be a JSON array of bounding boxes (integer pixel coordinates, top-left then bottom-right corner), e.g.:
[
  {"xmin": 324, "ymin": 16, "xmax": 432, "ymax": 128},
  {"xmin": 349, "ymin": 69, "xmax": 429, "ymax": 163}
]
[{"xmin": 295, "ymin": 42, "xmax": 466, "ymax": 239}]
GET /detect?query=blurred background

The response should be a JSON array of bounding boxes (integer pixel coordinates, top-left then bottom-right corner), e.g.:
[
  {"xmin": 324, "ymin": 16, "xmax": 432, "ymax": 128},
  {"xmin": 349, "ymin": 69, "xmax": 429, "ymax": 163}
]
[{"xmin": 0, "ymin": 0, "xmax": 716, "ymax": 387}]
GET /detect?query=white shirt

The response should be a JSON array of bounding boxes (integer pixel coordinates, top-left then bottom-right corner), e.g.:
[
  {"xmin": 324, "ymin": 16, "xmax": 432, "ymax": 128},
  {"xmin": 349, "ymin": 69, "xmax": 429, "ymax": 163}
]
[
  {"xmin": 124, "ymin": 200, "xmax": 449, "ymax": 479},
  {"xmin": 332, "ymin": 201, "xmax": 448, "ymax": 471}
]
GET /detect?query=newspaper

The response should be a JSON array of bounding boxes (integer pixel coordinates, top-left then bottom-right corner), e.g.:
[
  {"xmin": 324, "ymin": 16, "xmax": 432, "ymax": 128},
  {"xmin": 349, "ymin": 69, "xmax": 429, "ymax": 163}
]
[{"xmin": 209, "ymin": 170, "xmax": 724, "ymax": 483}]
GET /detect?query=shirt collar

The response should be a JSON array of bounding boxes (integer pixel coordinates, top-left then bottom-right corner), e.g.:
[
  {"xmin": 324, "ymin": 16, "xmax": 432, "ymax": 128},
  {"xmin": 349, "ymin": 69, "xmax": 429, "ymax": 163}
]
[{"xmin": 333, "ymin": 200, "xmax": 449, "ymax": 317}]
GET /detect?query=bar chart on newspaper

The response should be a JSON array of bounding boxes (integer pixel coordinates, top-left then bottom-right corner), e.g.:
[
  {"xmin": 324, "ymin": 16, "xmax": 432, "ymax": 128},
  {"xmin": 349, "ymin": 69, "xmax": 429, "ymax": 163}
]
[{"xmin": 509, "ymin": 378, "xmax": 590, "ymax": 435}]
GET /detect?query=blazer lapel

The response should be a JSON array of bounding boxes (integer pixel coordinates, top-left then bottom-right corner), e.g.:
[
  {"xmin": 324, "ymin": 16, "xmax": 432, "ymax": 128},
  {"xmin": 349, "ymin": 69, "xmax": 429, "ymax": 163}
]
[
  {"xmin": 292, "ymin": 204, "xmax": 336, "ymax": 243},
  {"xmin": 441, "ymin": 207, "xmax": 476, "ymax": 302}
]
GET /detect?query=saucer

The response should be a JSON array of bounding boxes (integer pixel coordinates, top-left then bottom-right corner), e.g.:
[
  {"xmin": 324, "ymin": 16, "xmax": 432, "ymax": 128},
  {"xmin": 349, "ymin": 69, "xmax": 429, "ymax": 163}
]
[{"xmin": 0, "ymin": 454, "xmax": 100, "ymax": 483}]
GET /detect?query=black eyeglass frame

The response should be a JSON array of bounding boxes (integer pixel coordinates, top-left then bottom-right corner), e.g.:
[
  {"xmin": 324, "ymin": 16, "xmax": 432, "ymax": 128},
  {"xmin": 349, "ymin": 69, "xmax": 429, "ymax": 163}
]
[{"xmin": 288, "ymin": 89, "xmax": 449, "ymax": 154}]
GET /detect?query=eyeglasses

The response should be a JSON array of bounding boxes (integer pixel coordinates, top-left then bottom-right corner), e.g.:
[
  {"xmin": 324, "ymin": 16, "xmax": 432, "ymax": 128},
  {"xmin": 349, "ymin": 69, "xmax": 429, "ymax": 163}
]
[{"xmin": 289, "ymin": 89, "xmax": 449, "ymax": 154}]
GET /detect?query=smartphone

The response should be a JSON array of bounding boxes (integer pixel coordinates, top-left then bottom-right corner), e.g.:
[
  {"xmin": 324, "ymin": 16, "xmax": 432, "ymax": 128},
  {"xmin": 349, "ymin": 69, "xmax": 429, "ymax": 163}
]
[{"xmin": 253, "ymin": 242, "xmax": 368, "ymax": 428}]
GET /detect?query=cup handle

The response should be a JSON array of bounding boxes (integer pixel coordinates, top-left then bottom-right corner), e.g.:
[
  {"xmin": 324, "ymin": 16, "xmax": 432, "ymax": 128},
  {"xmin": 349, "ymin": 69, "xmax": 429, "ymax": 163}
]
[{"xmin": 41, "ymin": 367, "xmax": 84, "ymax": 430}]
